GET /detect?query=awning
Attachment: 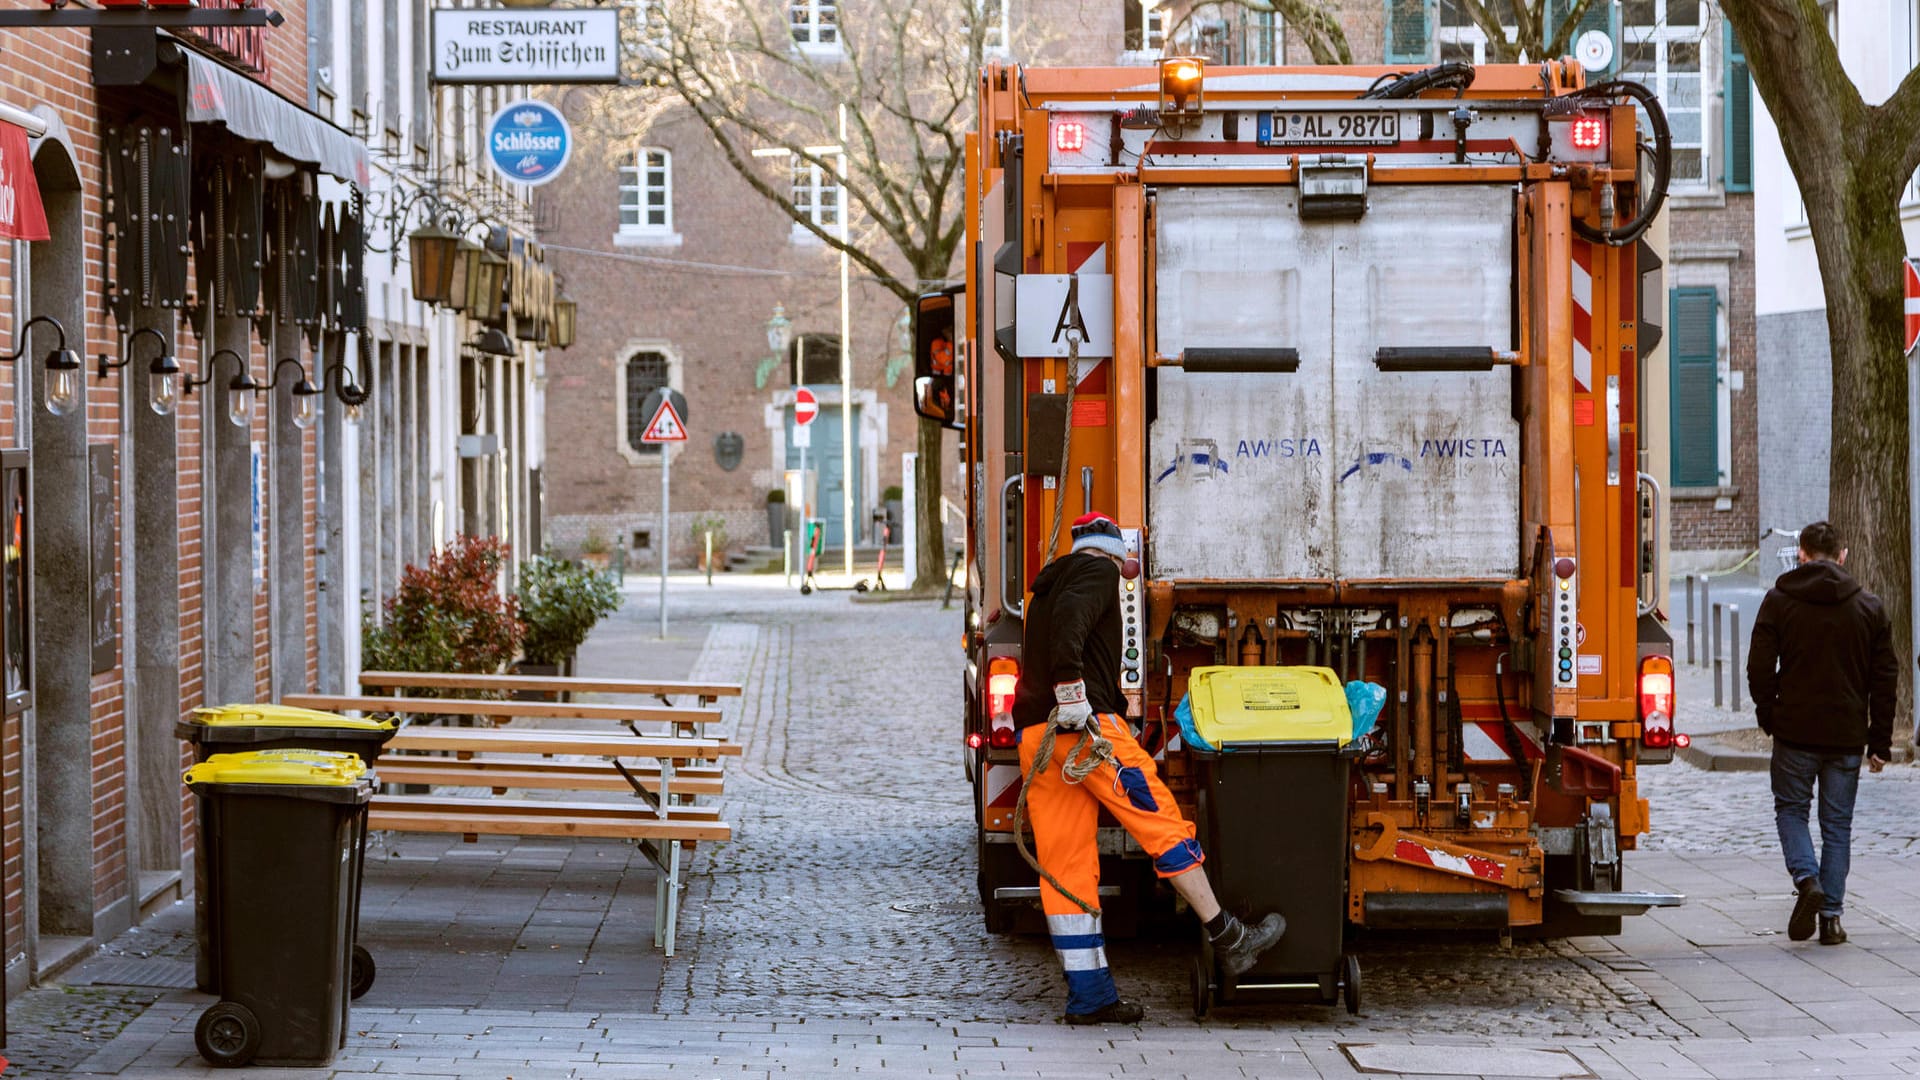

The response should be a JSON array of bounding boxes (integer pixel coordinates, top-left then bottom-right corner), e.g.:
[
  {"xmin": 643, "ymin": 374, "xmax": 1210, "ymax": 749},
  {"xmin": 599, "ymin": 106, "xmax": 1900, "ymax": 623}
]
[
  {"xmin": 0, "ymin": 119, "xmax": 50, "ymax": 242},
  {"xmin": 185, "ymin": 52, "xmax": 369, "ymax": 186}
]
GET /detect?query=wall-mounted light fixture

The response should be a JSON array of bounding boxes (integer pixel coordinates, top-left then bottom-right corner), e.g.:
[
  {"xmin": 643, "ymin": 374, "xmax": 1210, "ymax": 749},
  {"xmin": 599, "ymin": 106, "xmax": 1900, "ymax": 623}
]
[
  {"xmin": 407, "ymin": 216, "xmax": 464, "ymax": 309},
  {"xmin": 323, "ymin": 344, "xmax": 372, "ymax": 425},
  {"xmin": 1, "ymin": 315, "xmax": 85, "ymax": 417},
  {"xmin": 260, "ymin": 358, "xmax": 324, "ymax": 430},
  {"xmin": 473, "ymin": 326, "xmax": 516, "ymax": 357},
  {"xmin": 551, "ymin": 290, "xmax": 577, "ymax": 350},
  {"xmin": 95, "ymin": 326, "xmax": 183, "ymax": 416},
  {"xmin": 757, "ymin": 304, "xmax": 792, "ymax": 389},
  {"xmin": 183, "ymin": 348, "xmax": 261, "ymax": 428}
]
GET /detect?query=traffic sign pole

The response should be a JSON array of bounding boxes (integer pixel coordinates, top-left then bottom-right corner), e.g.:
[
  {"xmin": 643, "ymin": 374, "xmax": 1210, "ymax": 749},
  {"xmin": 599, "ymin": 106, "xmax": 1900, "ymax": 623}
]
[
  {"xmin": 660, "ymin": 442, "xmax": 671, "ymax": 639},
  {"xmin": 637, "ymin": 391, "xmax": 690, "ymax": 638}
]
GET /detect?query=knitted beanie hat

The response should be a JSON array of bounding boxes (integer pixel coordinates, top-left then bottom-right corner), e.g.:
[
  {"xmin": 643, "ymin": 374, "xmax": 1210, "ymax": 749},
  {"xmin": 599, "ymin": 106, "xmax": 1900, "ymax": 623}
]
[{"xmin": 1069, "ymin": 512, "xmax": 1126, "ymax": 559}]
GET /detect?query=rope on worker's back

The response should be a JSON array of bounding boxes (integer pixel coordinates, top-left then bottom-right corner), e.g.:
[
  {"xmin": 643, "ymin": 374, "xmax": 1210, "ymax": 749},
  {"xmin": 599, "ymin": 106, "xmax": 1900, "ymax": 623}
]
[{"xmin": 1040, "ymin": 330, "xmax": 1080, "ymax": 562}]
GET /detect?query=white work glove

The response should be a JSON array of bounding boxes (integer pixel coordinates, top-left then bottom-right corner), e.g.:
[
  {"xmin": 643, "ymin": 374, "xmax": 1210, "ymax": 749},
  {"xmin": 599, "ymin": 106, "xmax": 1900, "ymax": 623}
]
[{"xmin": 1052, "ymin": 680, "xmax": 1094, "ymax": 730}]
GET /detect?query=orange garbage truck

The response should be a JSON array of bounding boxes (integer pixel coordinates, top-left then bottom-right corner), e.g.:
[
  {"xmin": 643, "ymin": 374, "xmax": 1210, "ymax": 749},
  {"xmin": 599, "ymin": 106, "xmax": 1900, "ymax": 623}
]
[{"xmin": 912, "ymin": 57, "xmax": 1684, "ymax": 945}]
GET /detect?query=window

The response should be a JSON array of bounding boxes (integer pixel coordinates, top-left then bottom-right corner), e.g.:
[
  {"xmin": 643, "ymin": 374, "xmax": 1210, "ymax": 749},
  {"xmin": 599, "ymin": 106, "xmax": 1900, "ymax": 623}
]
[
  {"xmin": 1620, "ymin": 0, "xmax": 1708, "ymax": 186},
  {"xmin": 623, "ymin": 351, "xmax": 672, "ymax": 457},
  {"xmin": 618, "ymin": 148, "xmax": 675, "ymax": 239},
  {"xmin": 968, "ymin": 0, "xmax": 1010, "ymax": 54},
  {"xmin": 1436, "ymin": 0, "xmax": 1514, "ymax": 65},
  {"xmin": 790, "ymin": 0, "xmax": 839, "ymax": 50},
  {"xmin": 1385, "ymin": 0, "xmax": 1436, "ymax": 62},
  {"xmin": 1123, "ymin": 0, "xmax": 1166, "ymax": 54},
  {"xmin": 790, "ymin": 155, "xmax": 843, "ymax": 238},
  {"xmin": 1668, "ymin": 287, "xmax": 1722, "ymax": 488}
]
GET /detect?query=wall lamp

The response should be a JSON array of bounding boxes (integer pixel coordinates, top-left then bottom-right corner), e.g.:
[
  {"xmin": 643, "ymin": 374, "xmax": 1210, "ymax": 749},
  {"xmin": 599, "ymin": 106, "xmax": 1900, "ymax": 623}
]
[
  {"xmin": 324, "ymin": 347, "xmax": 371, "ymax": 425},
  {"xmin": 96, "ymin": 326, "xmax": 183, "ymax": 417},
  {"xmin": 183, "ymin": 348, "xmax": 260, "ymax": 428},
  {"xmin": 259, "ymin": 358, "xmax": 324, "ymax": 430},
  {"xmin": 1, "ymin": 315, "xmax": 85, "ymax": 417}
]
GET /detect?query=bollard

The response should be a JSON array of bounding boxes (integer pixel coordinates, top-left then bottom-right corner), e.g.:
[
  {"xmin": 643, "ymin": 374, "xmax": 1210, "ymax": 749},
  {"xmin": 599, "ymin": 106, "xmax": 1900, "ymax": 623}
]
[
  {"xmin": 1699, "ymin": 574, "xmax": 1712, "ymax": 666},
  {"xmin": 1686, "ymin": 575, "xmax": 1697, "ymax": 665},
  {"xmin": 1712, "ymin": 601, "xmax": 1724, "ymax": 708},
  {"xmin": 784, "ymin": 527, "xmax": 793, "ymax": 587},
  {"xmin": 705, "ymin": 532, "xmax": 714, "ymax": 587},
  {"xmin": 1730, "ymin": 604, "xmax": 1742, "ymax": 710}
]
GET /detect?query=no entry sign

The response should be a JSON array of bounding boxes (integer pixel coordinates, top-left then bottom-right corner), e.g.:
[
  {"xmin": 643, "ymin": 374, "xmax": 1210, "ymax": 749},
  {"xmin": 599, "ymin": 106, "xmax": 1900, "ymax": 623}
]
[
  {"xmin": 794, "ymin": 387, "xmax": 819, "ymax": 426},
  {"xmin": 1906, "ymin": 258, "xmax": 1920, "ymax": 355}
]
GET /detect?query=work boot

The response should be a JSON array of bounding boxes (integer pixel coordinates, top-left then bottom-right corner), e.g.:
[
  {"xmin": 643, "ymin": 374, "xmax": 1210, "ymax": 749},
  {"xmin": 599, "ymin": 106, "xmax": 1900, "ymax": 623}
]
[
  {"xmin": 1820, "ymin": 915, "xmax": 1848, "ymax": 946},
  {"xmin": 1789, "ymin": 877, "xmax": 1826, "ymax": 942},
  {"xmin": 1063, "ymin": 1000, "xmax": 1143, "ymax": 1026},
  {"xmin": 1214, "ymin": 912, "xmax": 1287, "ymax": 979}
]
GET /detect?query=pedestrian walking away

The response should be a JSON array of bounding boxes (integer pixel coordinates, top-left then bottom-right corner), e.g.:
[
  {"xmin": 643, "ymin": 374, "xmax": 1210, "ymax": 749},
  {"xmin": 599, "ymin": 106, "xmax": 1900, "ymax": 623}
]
[
  {"xmin": 1747, "ymin": 521, "xmax": 1898, "ymax": 946},
  {"xmin": 1013, "ymin": 512, "xmax": 1285, "ymax": 1025}
]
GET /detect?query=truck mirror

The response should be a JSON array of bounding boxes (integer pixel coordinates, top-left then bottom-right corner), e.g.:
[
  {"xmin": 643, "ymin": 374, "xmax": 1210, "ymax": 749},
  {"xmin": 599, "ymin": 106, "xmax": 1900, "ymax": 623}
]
[{"xmin": 912, "ymin": 291, "xmax": 960, "ymax": 428}]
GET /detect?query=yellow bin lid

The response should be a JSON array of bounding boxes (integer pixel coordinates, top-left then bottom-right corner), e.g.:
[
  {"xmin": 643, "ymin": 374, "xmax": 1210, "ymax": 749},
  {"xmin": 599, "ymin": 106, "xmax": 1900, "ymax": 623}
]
[
  {"xmin": 1188, "ymin": 665, "xmax": 1353, "ymax": 747},
  {"xmin": 188, "ymin": 703, "xmax": 395, "ymax": 732},
  {"xmin": 184, "ymin": 748, "xmax": 370, "ymax": 788}
]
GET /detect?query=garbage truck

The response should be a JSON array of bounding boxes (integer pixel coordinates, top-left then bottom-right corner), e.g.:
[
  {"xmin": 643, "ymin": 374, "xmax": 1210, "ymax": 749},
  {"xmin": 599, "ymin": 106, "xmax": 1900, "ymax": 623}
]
[{"xmin": 912, "ymin": 57, "xmax": 1684, "ymax": 939}]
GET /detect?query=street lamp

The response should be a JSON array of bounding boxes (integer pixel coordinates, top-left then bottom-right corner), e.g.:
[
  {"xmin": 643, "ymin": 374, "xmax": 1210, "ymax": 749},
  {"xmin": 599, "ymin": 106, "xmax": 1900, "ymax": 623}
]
[{"xmin": 753, "ymin": 103, "xmax": 856, "ymax": 577}]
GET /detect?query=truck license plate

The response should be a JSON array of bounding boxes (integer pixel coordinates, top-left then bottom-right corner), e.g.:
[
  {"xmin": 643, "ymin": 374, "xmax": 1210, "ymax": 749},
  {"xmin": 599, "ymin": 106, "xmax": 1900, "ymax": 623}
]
[{"xmin": 1262, "ymin": 111, "xmax": 1400, "ymax": 146}]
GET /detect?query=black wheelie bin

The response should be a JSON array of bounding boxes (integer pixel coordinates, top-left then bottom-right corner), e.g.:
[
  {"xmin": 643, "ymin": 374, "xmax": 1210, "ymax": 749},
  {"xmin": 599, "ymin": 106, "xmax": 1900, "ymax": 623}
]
[
  {"xmin": 184, "ymin": 749, "xmax": 375, "ymax": 1068},
  {"xmin": 1184, "ymin": 665, "xmax": 1362, "ymax": 1018},
  {"xmin": 177, "ymin": 704, "xmax": 396, "ymax": 1000}
]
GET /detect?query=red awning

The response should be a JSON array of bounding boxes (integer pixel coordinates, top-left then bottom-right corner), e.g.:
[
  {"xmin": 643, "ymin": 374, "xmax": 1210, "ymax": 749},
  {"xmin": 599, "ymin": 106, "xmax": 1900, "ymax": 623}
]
[{"xmin": 0, "ymin": 120, "xmax": 48, "ymax": 242}]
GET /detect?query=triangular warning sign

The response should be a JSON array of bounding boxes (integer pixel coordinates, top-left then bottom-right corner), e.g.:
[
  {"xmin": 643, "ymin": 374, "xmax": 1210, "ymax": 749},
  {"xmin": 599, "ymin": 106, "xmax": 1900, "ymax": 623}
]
[{"xmin": 641, "ymin": 398, "xmax": 688, "ymax": 443}]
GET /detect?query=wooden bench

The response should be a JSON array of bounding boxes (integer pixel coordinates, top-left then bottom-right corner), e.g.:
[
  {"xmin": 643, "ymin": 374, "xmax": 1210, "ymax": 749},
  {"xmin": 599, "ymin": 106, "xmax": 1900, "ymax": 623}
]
[
  {"xmin": 282, "ymin": 693, "xmax": 725, "ymax": 736},
  {"xmin": 359, "ymin": 670, "xmax": 744, "ymax": 707},
  {"xmin": 365, "ymin": 727, "xmax": 736, "ymax": 956}
]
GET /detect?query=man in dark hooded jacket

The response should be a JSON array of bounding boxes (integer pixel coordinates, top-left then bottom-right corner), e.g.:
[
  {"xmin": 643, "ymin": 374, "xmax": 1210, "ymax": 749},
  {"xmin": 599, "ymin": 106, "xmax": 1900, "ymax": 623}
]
[{"xmin": 1748, "ymin": 521, "xmax": 1898, "ymax": 946}]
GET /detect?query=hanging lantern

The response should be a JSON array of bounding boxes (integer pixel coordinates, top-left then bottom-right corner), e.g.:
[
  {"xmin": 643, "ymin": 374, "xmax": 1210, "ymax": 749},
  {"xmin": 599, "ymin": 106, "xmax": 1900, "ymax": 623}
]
[
  {"xmin": 552, "ymin": 294, "xmax": 577, "ymax": 349},
  {"xmin": 407, "ymin": 218, "xmax": 462, "ymax": 307}
]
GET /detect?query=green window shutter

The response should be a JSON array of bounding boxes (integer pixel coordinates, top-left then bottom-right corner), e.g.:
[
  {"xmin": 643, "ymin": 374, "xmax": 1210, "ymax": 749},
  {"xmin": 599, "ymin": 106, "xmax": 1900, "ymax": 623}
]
[
  {"xmin": 1725, "ymin": 25, "xmax": 1754, "ymax": 192},
  {"xmin": 1385, "ymin": 0, "xmax": 1436, "ymax": 63},
  {"xmin": 1668, "ymin": 287, "xmax": 1720, "ymax": 488}
]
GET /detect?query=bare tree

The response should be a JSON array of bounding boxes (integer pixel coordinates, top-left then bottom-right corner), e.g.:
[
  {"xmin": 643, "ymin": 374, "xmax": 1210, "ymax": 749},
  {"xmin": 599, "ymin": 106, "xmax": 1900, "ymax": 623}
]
[
  {"xmin": 1717, "ymin": 0, "xmax": 1916, "ymax": 735},
  {"xmin": 601, "ymin": 0, "xmax": 1005, "ymax": 591},
  {"xmin": 1162, "ymin": 0, "xmax": 1354, "ymax": 65},
  {"xmin": 1450, "ymin": 0, "xmax": 1603, "ymax": 63}
]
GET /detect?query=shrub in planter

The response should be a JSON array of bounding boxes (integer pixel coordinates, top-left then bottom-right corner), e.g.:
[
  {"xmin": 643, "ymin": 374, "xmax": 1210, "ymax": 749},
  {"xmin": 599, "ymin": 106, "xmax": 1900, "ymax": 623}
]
[
  {"xmin": 580, "ymin": 527, "xmax": 613, "ymax": 570},
  {"xmin": 362, "ymin": 536, "xmax": 523, "ymax": 695},
  {"xmin": 691, "ymin": 514, "xmax": 729, "ymax": 570},
  {"xmin": 517, "ymin": 552, "xmax": 623, "ymax": 667}
]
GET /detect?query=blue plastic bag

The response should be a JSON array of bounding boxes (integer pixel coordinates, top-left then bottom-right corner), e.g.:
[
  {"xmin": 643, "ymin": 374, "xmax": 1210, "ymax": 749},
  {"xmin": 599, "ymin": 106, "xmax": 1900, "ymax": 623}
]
[
  {"xmin": 1173, "ymin": 693, "xmax": 1217, "ymax": 753},
  {"xmin": 1345, "ymin": 680, "xmax": 1387, "ymax": 742}
]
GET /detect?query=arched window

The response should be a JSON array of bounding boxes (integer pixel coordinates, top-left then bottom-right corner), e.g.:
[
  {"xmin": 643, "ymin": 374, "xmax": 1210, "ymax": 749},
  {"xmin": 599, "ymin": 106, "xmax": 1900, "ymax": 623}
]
[{"xmin": 624, "ymin": 351, "xmax": 672, "ymax": 456}]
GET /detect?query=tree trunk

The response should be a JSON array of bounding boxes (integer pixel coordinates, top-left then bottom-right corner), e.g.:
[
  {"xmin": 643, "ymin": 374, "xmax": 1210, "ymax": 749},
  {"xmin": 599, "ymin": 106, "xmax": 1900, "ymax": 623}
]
[
  {"xmin": 1808, "ymin": 166, "xmax": 1915, "ymax": 745},
  {"xmin": 912, "ymin": 416, "xmax": 947, "ymax": 592}
]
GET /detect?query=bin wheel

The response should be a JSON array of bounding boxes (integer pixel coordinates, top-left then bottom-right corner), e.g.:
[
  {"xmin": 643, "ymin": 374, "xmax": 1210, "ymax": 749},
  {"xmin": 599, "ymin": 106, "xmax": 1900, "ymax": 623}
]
[
  {"xmin": 1190, "ymin": 956, "xmax": 1212, "ymax": 1020},
  {"xmin": 195, "ymin": 1001, "xmax": 260, "ymax": 1068},
  {"xmin": 1342, "ymin": 954, "xmax": 1362, "ymax": 1016},
  {"xmin": 351, "ymin": 943, "xmax": 377, "ymax": 1000}
]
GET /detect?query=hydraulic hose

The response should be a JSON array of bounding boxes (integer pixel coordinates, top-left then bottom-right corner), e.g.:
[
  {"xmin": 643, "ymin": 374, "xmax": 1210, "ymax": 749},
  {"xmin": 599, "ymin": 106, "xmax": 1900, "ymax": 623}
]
[
  {"xmin": 1569, "ymin": 79, "xmax": 1672, "ymax": 247},
  {"xmin": 1360, "ymin": 61, "xmax": 1476, "ymax": 100}
]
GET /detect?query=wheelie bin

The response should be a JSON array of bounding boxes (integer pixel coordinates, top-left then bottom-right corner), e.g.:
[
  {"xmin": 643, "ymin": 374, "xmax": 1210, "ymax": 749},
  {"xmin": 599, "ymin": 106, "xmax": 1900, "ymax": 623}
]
[
  {"xmin": 1184, "ymin": 665, "xmax": 1362, "ymax": 1018},
  {"xmin": 177, "ymin": 704, "xmax": 396, "ymax": 999},
  {"xmin": 185, "ymin": 749, "xmax": 374, "ymax": 1068}
]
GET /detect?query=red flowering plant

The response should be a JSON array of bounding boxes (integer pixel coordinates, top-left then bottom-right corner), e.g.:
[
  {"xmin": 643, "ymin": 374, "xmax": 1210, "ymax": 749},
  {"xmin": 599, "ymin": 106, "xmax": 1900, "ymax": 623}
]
[{"xmin": 361, "ymin": 536, "xmax": 524, "ymax": 697}]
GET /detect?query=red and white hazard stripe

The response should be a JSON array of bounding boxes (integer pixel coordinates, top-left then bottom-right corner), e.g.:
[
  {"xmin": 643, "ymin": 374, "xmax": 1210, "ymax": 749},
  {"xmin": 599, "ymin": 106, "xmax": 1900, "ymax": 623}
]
[
  {"xmin": 1393, "ymin": 837, "xmax": 1507, "ymax": 882},
  {"xmin": 1571, "ymin": 239, "xmax": 1593, "ymax": 393},
  {"xmin": 1460, "ymin": 720, "xmax": 1540, "ymax": 764},
  {"xmin": 985, "ymin": 763, "xmax": 1022, "ymax": 809}
]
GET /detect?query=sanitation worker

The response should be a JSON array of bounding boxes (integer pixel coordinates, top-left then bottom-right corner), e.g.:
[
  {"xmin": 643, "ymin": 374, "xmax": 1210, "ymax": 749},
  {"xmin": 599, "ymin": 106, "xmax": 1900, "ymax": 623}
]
[{"xmin": 1013, "ymin": 512, "xmax": 1286, "ymax": 1025}]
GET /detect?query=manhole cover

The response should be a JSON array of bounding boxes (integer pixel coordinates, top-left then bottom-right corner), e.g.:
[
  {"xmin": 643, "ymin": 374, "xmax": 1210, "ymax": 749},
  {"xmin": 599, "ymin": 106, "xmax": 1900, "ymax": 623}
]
[
  {"xmin": 888, "ymin": 901, "xmax": 981, "ymax": 916},
  {"xmin": 72, "ymin": 958, "xmax": 198, "ymax": 990},
  {"xmin": 1341, "ymin": 1045, "xmax": 1596, "ymax": 1079}
]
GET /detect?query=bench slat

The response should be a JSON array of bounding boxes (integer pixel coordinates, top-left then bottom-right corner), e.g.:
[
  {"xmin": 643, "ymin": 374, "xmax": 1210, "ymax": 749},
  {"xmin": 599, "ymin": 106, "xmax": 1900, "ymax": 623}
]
[
  {"xmin": 283, "ymin": 693, "xmax": 722, "ymax": 726},
  {"xmin": 373, "ymin": 794, "xmax": 721, "ymax": 822},
  {"xmin": 376, "ymin": 756, "xmax": 725, "ymax": 795},
  {"xmin": 367, "ymin": 808, "xmax": 730, "ymax": 843},
  {"xmin": 386, "ymin": 727, "xmax": 741, "ymax": 759},
  {"xmin": 359, "ymin": 671, "xmax": 744, "ymax": 698}
]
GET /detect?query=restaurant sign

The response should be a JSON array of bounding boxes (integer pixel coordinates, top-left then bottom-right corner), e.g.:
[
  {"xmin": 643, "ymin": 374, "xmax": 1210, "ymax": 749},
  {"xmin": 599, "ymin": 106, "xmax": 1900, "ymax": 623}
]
[{"xmin": 432, "ymin": 9, "xmax": 620, "ymax": 85}]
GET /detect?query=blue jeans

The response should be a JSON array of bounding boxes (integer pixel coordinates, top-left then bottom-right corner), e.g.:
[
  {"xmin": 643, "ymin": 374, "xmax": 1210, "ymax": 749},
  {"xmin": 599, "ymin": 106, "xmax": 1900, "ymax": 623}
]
[{"xmin": 1772, "ymin": 742, "xmax": 1862, "ymax": 917}]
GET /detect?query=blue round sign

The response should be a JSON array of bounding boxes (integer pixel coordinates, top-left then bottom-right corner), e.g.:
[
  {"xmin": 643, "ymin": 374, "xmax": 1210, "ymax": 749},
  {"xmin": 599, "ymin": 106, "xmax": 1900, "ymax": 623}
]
[{"xmin": 486, "ymin": 100, "xmax": 572, "ymax": 187}]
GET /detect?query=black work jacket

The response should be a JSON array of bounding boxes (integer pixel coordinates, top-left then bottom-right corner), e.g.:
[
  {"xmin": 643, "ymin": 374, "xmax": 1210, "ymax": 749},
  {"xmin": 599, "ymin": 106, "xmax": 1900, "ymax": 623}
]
[
  {"xmin": 1012, "ymin": 552, "xmax": 1124, "ymax": 728},
  {"xmin": 1747, "ymin": 560, "xmax": 1898, "ymax": 760}
]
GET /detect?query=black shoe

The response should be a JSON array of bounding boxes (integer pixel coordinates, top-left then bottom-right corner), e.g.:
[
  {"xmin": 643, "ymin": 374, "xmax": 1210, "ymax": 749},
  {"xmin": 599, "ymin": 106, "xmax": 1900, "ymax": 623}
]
[
  {"xmin": 1215, "ymin": 912, "xmax": 1287, "ymax": 979},
  {"xmin": 1789, "ymin": 877, "xmax": 1826, "ymax": 941},
  {"xmin": 1064, "ymin": 1000, "xmax": 1143, "ymax": 1026},
  {"xmin": 1820, "ymin": 915, "xmax": 1847, "ymax": 945}
]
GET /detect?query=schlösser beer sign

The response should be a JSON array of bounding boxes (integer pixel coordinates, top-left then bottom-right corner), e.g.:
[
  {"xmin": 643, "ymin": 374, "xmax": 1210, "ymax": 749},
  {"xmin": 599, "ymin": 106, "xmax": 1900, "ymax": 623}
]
[
  {"xmin": 487, "ymin": 100, "xmax": 573, "ymax": 186},
  {"xmin": 433, "ymin": 8, "xmax": 620, "ymax": 85}
]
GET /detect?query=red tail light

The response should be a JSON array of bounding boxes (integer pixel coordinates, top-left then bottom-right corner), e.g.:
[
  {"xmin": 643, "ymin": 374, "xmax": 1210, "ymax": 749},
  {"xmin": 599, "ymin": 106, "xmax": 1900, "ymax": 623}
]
[
  {"xmin": 1054, "ymin": 120, "xmax": 1087, "ymax": 153},
  {"xmin": 1570, "ymin": 115, "xmax": 1607, "ymax": 150},
  {"xmin": 1639, "ymin": 655, "xmax": 1675, "ymax": 748},
  {"xmin": 987, "ymin": 657, "xmax": 1019, "ymax": 719},
  {"xmin": 966, "ymin": 731, "xmax": 984, "ymax": 749},
  {"xmin": 990, "ymin": 725, "xmax": 1017, "ymax": 749}
]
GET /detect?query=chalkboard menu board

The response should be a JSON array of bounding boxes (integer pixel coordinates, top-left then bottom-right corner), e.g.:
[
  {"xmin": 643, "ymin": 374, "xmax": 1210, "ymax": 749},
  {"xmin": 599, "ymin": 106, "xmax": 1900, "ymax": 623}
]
[{"xmin": 90, "ymin": 444, "xmax": 116, "ymax": 675}]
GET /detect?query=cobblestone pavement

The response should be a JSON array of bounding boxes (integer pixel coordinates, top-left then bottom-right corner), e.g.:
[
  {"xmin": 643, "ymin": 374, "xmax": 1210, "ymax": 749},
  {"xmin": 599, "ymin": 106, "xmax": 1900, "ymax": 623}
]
[{"xmin": 26, "ymin": 576, "xmax": 1920, "ymax": 1077}]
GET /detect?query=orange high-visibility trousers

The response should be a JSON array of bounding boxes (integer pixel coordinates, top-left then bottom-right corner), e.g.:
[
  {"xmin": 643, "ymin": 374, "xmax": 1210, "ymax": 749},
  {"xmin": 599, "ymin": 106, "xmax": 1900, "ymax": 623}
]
[{"xmin": 1018, "ymin": 713, "xmax": 1204, "ymax": 1013}]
